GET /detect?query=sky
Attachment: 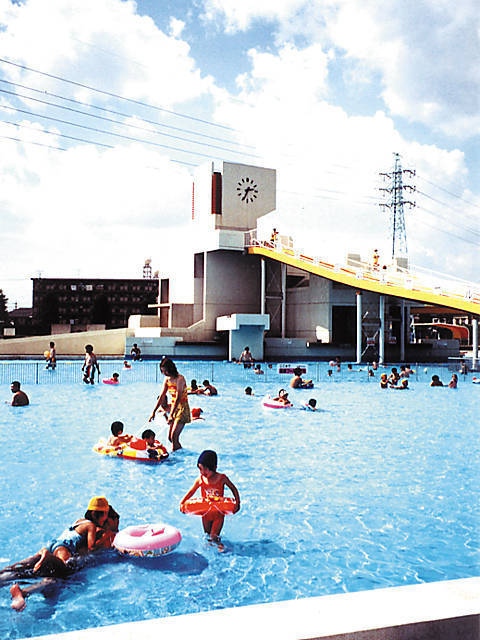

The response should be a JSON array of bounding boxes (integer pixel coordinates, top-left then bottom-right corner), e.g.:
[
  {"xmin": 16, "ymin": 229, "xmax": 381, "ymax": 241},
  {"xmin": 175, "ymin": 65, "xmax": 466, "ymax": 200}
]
[{"xmin": 0, "ymin": 0, "xmax": 479, "ymax": 309}]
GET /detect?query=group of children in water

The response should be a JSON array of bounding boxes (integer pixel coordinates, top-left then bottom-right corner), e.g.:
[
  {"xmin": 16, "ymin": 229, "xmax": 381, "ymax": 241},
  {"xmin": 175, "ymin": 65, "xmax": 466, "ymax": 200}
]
[
  {"xmin": 106, "ymin": 419, "xmax": 240, "ymax": 553},
  {"xmin": 379, "ymin": 364, "xmax": 459, "ymax": 389},
  {"xmin": 7, "ymin": 350, "xmax": 469, "ymax": 611},
  {"xmin": 108, "ymin": 421, "xmax": 168, "ymax": 460},
  {"xmin": 379, "ymin": 364, "xmax": 414, "ymax": 389}
]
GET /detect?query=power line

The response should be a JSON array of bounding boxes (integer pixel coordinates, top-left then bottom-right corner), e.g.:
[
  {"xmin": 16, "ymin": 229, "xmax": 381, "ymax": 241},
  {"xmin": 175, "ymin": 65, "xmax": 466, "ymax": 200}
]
[
  {"xmin": 417, "ymin": 173, "xmax": 480, "ymax": 212},
  {"xmin": 0, "ymin": 78, "xmax": 256, "ymax": 151},
  {"xmin": 0, "ymin": 103, "xmax": 233, "ymax": 161},
  {"xmin": 0, "ymin": 133, "xmax": 67, "ymax": 152},
  {"xmin": 0, "ymin": 56, "xmax": 234, "ymax": 131},
  {"xmin": 1, "ymin": 59, "xmax": 478, "ymax": 249},
  {"xmin": 1, "ymin": 118, "xmax": 113, "ymax": 149},
  {"xmin": 0, "ymin": 86, "xmax": 258, "ymax": 158},
  {"xmin": 417, "ymin": 190, "xmax": 480, "ymax": 238},
  {"xmin": 415, "ymin": 205, "xmax": 480, "ymax": 246},
  {"xmin": 0, "ymin": 131, "xmax": 198, "ymax": 168}
]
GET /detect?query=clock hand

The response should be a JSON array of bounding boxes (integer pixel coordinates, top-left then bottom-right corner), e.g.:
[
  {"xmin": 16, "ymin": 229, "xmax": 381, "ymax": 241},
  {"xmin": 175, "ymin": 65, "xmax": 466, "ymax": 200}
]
[{"xmin": 242, "ymin": 186, "xmax": 253, "ymax": 201}]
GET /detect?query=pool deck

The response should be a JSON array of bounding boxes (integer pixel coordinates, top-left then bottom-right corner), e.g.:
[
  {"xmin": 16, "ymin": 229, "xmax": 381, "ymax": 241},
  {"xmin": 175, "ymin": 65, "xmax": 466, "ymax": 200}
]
[{"xmin": 30, "ymin": 576, "xmax": 480, "ymax": 640}]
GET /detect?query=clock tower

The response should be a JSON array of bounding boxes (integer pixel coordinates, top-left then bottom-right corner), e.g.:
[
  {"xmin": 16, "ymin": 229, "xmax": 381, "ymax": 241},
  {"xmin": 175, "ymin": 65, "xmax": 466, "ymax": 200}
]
[{"xmin": 192, "ymin": 161, "xmax": 276, "ymax": 234}]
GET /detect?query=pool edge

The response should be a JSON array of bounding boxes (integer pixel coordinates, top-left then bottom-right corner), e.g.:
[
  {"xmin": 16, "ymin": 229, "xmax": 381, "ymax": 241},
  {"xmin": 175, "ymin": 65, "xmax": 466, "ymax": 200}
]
[{"xmin": 26, "ymin": 576, "xmax": 480, "ymax": 639}]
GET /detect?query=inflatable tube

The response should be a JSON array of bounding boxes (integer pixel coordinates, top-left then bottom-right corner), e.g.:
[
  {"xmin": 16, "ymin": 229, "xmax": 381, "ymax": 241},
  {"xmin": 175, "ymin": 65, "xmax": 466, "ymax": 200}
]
[
  {"xmin": 262, "ymin": 396, "xmax": 293, "ymax": 409},
  {"xmin": 43, "ymin": 350, "xmax": 50, "ymax": 359},
  {"xmin": 102, "ymin": 378, "xmax": 119, "ymax": 385},
  {"xmin": 183, "ymin": 497, "xmax": 236, "ymax": 517},
  {"xmin": 113, "ymin": 523, "xmax": 181, "ymax": 557},
  {"xmin": 299, "ymin": 380, "xmax": 314, "ymax": 389},
  {"xmin": 93, "ymin": 438, "xmax": 169, "ymax": 463}
]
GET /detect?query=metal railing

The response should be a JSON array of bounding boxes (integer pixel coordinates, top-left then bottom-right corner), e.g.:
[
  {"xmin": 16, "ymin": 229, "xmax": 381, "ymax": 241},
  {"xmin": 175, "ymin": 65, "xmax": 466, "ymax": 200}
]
[
  {"xmin": 244, "ymin": 229, "xmax": 480, "ymax": 305},
  {"xmin": 0, "ymin": 359, "xmax": 457, "ymax": 386}
]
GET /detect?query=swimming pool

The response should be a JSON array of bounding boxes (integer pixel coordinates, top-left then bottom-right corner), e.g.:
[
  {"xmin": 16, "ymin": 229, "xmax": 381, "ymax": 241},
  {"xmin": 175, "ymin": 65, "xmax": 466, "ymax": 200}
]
[{"xmin": 1, "ymin": 362, "xmax": 479, "ymax": 639}]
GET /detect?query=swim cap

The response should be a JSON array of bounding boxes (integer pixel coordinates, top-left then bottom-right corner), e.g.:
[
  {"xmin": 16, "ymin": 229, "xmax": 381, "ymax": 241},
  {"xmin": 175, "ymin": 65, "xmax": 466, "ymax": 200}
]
[
  {"xmin": 191, "ymin": 407, "xmax": 203, "ymax": 419},
  {"xmin": 197, "ymin": 449, "xmax": 217, "ymax": 471},
  {"xmin": 87, "ymin": 496, "xmax": 109, "ymax": 512}
]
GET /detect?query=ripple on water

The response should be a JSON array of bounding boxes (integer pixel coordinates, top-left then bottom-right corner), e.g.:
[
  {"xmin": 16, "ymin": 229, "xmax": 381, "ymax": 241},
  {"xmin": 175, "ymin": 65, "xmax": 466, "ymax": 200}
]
[{"xmin": 1, "ymin": 364, "xmax": 479, "ymax": 638}]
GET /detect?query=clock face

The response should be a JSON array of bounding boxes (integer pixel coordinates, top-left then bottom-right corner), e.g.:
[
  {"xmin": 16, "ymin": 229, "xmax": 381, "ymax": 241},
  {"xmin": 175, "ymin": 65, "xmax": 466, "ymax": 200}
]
[{"xmin": 236, "ymin": 177, "xmax": 259, "ymax": 203}]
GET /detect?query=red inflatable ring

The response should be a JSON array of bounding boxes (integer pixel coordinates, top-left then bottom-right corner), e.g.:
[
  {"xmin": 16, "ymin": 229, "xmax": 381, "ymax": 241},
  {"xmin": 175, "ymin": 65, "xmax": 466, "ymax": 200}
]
[{"xmin": 183, "ymin": 497, "xmax": 236, "ymax": 516}]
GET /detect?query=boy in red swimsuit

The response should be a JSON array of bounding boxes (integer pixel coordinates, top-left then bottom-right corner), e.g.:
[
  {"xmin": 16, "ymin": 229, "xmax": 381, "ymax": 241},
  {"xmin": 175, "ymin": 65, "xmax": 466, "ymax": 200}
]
[{"xmin": 180, "ymin": 450, "xmax": 240, "ymax": 552}]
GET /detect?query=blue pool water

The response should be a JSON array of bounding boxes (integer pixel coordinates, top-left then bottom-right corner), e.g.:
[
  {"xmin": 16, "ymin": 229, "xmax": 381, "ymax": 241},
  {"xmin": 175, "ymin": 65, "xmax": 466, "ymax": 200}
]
[{"xmin": 1, "ymin": 361, "xmax": 479, "ymax": 639}]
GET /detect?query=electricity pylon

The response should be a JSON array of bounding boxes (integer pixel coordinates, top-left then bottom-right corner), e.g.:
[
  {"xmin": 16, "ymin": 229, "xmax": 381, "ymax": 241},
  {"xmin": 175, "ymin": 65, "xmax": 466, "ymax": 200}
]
[{"xmin": 379, "ymin": 152, "xmax": 416, "ymax": 261}]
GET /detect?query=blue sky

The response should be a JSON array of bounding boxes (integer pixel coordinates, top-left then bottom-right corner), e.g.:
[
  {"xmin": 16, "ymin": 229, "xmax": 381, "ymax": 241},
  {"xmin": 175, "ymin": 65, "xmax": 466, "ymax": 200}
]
[{"xmin": 0, "ymin": 0, "xmax": 479, "ymax": 308}]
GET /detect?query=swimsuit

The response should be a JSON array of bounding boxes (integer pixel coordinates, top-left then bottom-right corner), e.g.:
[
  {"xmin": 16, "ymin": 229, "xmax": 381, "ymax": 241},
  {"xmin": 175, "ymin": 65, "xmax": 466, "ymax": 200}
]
[
  {"xmin": 200, "ymin": 473, "xmax": 227, "ymax": 500},
  {"xmin": 167, "ymin": 378, "xmax": 191, "ymax": 423},
  {"xmin": 48, "ymin": 520, "xmax": 88, "ymax": 555},
  {"xmin": 83, "ymin": 354, "xmax": 97, "ymax": 380}
]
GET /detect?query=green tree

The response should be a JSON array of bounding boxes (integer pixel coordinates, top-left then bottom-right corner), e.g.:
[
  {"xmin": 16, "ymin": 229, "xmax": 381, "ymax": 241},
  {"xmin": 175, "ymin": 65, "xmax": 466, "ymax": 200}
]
[{"xmin": 0, "ymin": 289, "xmax": 9, "ymax": 325}]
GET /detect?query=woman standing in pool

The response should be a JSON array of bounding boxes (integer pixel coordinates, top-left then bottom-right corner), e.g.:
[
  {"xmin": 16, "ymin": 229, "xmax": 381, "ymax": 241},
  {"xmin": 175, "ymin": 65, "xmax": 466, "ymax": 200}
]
[{"xmin": 149, "ymin": 357, "xmax": 191, "ymax": 451}]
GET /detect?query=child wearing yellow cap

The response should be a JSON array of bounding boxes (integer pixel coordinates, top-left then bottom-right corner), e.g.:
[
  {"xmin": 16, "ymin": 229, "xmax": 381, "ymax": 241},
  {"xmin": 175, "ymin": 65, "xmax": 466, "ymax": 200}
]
[{"xmin": 8, "ymin": 496, "xmax": 116, "ymax": 612}]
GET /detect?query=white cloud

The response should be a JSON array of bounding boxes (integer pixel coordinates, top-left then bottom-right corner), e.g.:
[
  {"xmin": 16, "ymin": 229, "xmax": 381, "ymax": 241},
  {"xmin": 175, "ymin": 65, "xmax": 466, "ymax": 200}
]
[
  {"xmin": 202, "ymin": 0, "xmax": 307, "ymax": 33},
  {"xmin": 211, "ymin": 35, "xmax": 478, "ymax": 280},
  {"xmin": 323, "ymin": 0, "xmax": 480, "ymax": 137},
  {"xmin": 237, "ymin": 43, "xmax": 330, "ymax": 100},
  {"xmin": 169, "ymin": 17, "xmax": 186, "ymax": 38},
  {"xmin": 0, "ymin": 129, "xmax": 193, "ymax": 305},
  {"xmin": 1, "ymin": 0, "xmax": 213, "ymax": 107},
  {"xmin": 0, "ymin": 0, "xmax": 478, "ymax": 310},
  {"xmin": 204, "ymin": 0, "xmax": 480, "ymax": 136}
]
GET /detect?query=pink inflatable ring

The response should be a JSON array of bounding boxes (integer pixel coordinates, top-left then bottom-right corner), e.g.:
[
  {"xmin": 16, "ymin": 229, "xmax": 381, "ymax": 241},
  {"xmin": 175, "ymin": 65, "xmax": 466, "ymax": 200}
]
[
  {"xmin": 113, "ymin": 523, "xmax": 181, "ymax": 557},
  {"xmin": 262, "ymin": 395, "xmax": 293, "ymax": 409}
]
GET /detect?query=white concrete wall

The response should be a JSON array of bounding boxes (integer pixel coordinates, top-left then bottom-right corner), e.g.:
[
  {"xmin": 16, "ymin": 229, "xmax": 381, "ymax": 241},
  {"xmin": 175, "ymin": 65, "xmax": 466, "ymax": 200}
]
[
  {"xmin": 286, "ymin": 275, "xmax": 332, "ymax": 340},
  {"xmin": 0, "ymin": 328, "xmax": 130, "ymax": 357},
  {"xmin": 203, "ymin": 251, "xmax": 261, "ymax": 334},
  {"xmin": 30, "ymin": 577, "xmax": 480, "ymax": 640},
  {"xmin": 221, "ymin": 161, "xmax": 276, "ymax": 229}
]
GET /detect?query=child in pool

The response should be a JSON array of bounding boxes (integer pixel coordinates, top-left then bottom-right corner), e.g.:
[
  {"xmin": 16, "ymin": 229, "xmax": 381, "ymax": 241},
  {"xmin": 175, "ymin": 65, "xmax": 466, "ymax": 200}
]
[
  {"xmin": 201, "ymin": 379, "xmax": 218, "ymax": 396},
  {"xmin": 180, "ymin": 450, "xmax": 240, "ymax": 552},
  {"xmin": 82, "ymin": 344, "xmax": 100, "ymax": 384},
  {"xmin": 188, "ymin": 379, "xmax": 201, "ymax": 394},
  {"xmin": 273, "ymin": 389, "xmax": 292, "ymax": 405},
  {"xmin": 139, "ymin": 428, "xmax": 168, "ymax": 460},
  {"xmin": 302, "ymin": 398, "xmax": 317, "ymax": 411},
  {"xmin": 380, "ymin": 373, "xmax": 389, "ymax": 389},
  {"xmin": 8, "ymin": 496, "xmax": 115, "ymax": 611},
  {"xmin": 107, "ymin": 421, "xmax": 133, "ymax": 447}
]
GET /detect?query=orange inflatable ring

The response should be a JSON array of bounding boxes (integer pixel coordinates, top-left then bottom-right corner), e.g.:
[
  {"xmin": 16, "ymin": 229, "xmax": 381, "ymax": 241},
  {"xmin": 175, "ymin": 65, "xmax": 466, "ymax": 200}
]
[
  {"xmin": 93, "ymin": 438, "xmax": 169, "ymax": 463},
  {"xmin": 183, "ymin": 496, "xmax": 236, "ymax": 516}
]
